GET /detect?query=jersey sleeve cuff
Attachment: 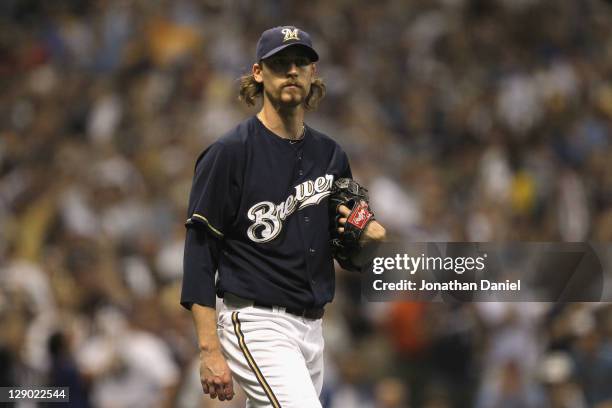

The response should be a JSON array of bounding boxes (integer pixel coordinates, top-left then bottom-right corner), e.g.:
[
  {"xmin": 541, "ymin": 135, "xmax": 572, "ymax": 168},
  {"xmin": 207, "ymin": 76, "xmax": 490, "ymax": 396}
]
[
  {"xmin": 185, "ymin": 213, "xmax": 224, "ymax": 238},
  {"xmin": 180, "ymin": 300, "xmax": 216, "ymax": 310}
]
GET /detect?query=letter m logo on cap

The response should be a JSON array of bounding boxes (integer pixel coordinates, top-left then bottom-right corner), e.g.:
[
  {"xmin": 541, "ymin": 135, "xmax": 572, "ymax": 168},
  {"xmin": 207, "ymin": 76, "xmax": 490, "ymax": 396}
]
[{"xmin": 281, "ymin": 28, "xmax": 299, "ymax": 42}]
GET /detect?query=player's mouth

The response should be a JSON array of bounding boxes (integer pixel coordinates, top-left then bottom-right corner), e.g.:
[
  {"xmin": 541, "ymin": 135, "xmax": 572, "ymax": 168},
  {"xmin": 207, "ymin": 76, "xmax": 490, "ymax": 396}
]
[{"xmin": 283, "ymin": 83, "xmax": 301, "ymax": 89}]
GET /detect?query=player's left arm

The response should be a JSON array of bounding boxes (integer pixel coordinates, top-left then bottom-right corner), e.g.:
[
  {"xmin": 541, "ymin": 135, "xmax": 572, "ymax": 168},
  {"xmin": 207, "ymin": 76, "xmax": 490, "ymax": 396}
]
[{"xmin": 332, "ymin": 150, "xmax": 385, "ymax": 269}]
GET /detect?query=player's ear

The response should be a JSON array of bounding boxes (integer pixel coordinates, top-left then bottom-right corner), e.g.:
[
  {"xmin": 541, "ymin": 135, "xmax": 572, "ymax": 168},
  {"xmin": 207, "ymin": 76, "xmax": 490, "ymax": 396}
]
[{"xmin": 253, "ymin": 63, "xmax": 264, "ymax": 83}]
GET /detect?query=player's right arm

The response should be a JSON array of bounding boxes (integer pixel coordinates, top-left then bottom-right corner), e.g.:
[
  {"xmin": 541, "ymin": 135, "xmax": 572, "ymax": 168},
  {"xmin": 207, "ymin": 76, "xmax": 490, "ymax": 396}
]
[
  {"xmin": 182, "ymin": 227, "xmax": 234, "ymax": 401},
  {"xmin": 181, "ymin": 141, "xmax": 240, "ymax": 401}
]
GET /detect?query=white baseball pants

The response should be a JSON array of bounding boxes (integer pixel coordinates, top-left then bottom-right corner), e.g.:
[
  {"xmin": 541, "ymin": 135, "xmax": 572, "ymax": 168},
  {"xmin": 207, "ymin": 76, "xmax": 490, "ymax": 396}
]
[{"xmin": 217, "ymin": 300, "xmax": 324, "ymax": 408}]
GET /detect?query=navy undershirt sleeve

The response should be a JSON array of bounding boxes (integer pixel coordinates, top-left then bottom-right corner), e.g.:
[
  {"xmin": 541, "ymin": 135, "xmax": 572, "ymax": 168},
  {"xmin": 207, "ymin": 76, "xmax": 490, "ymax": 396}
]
[{"xmin": 180, "ymin": 226, "xmax": 221, "ymax": 310}]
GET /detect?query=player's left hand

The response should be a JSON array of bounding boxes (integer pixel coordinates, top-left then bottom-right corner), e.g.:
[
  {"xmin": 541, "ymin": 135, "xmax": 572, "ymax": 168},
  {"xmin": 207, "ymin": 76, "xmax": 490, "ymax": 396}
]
[{"xmin": 337, "ymin": 204, "xmax": 386, "ymax": 242}]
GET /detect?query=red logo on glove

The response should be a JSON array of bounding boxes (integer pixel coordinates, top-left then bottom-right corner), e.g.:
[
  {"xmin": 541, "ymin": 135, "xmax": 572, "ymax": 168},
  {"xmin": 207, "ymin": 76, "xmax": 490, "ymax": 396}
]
[{"xmin": 347, "ymin": 201, "xmax": 373, "ymax": 229}]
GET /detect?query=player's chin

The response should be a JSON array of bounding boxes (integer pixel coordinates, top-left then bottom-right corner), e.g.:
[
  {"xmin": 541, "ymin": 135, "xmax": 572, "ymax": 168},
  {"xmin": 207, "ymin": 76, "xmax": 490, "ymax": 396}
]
[{"xmin": 278, "ymin": 94, "xmax": 304, "ymax": 108}]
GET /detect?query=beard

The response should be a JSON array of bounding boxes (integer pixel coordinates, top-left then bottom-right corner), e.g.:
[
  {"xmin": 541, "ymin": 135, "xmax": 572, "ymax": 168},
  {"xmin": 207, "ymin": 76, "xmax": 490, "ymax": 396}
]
[{"xmin": 264, "ymin": 85, "xmax": 308, "ymax": 109}]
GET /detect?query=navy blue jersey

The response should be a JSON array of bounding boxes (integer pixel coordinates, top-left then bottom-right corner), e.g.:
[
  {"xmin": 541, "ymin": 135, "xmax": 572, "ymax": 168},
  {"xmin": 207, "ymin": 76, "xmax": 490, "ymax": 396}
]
[{"xmin": 181, "ymin": 116, "xmax": 352, "ymax": 310}]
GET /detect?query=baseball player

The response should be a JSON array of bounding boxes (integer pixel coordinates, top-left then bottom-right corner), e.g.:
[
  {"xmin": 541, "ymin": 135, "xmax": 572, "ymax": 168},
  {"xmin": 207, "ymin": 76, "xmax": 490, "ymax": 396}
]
[{"xmin": 181, "ymin": 26, "xmax": 386, "ymax": 407}]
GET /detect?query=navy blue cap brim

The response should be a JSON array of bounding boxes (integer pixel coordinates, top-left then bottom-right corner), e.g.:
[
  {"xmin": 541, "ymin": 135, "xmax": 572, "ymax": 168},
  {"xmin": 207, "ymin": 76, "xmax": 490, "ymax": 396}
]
[{"xmin": 260, "ymin": 43, "xmax": 319, "ymax": 62}]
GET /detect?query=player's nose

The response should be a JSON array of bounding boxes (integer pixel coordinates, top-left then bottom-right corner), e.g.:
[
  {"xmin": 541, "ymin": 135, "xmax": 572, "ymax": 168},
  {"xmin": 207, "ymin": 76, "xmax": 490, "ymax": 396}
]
[{"xmin": 286, "ymin": 62, "xmax": 298, "ymax": 76}]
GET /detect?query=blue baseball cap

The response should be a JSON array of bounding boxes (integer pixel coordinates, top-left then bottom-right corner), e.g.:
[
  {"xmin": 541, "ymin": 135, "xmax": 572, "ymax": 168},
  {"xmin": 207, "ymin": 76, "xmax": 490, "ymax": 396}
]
[{"xmin": 256, "ymin": 26, "xmax": 319, "ymax": 62}]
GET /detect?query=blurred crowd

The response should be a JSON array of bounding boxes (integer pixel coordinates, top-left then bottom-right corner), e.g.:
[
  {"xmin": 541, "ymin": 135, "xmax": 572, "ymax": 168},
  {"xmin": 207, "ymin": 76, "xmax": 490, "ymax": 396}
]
[{"xmin": 1, "ymin": 0, "xmax": 612, "ymax": 407}]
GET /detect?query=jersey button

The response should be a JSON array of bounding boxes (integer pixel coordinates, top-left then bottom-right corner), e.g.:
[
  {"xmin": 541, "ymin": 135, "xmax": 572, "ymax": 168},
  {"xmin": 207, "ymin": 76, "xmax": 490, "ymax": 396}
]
[
  {"xmin": 304, "ymin": 216, "xmax": 310, "ymax": 223},
  {"xmin": 309, "ymin": 248, "xmax": 316, "ymax": 255},
  {"xmin": 298, "ymin": 170, "xmax": 304, "ymax": 176}
]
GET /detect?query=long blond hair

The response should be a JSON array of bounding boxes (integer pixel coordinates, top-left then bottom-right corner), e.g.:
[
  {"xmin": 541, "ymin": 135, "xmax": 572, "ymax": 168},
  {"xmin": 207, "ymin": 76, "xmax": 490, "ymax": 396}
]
[{"xmin": 238, "ymin": 73, "xmax": 326, "ymax": 110}]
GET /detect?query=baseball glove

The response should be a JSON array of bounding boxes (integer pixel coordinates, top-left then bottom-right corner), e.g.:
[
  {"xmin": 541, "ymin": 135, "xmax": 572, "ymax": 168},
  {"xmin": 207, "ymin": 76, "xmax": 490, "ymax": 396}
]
[{"xmin": 329, "ymin": 178, "xmax": 375, "ymax": 270}]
